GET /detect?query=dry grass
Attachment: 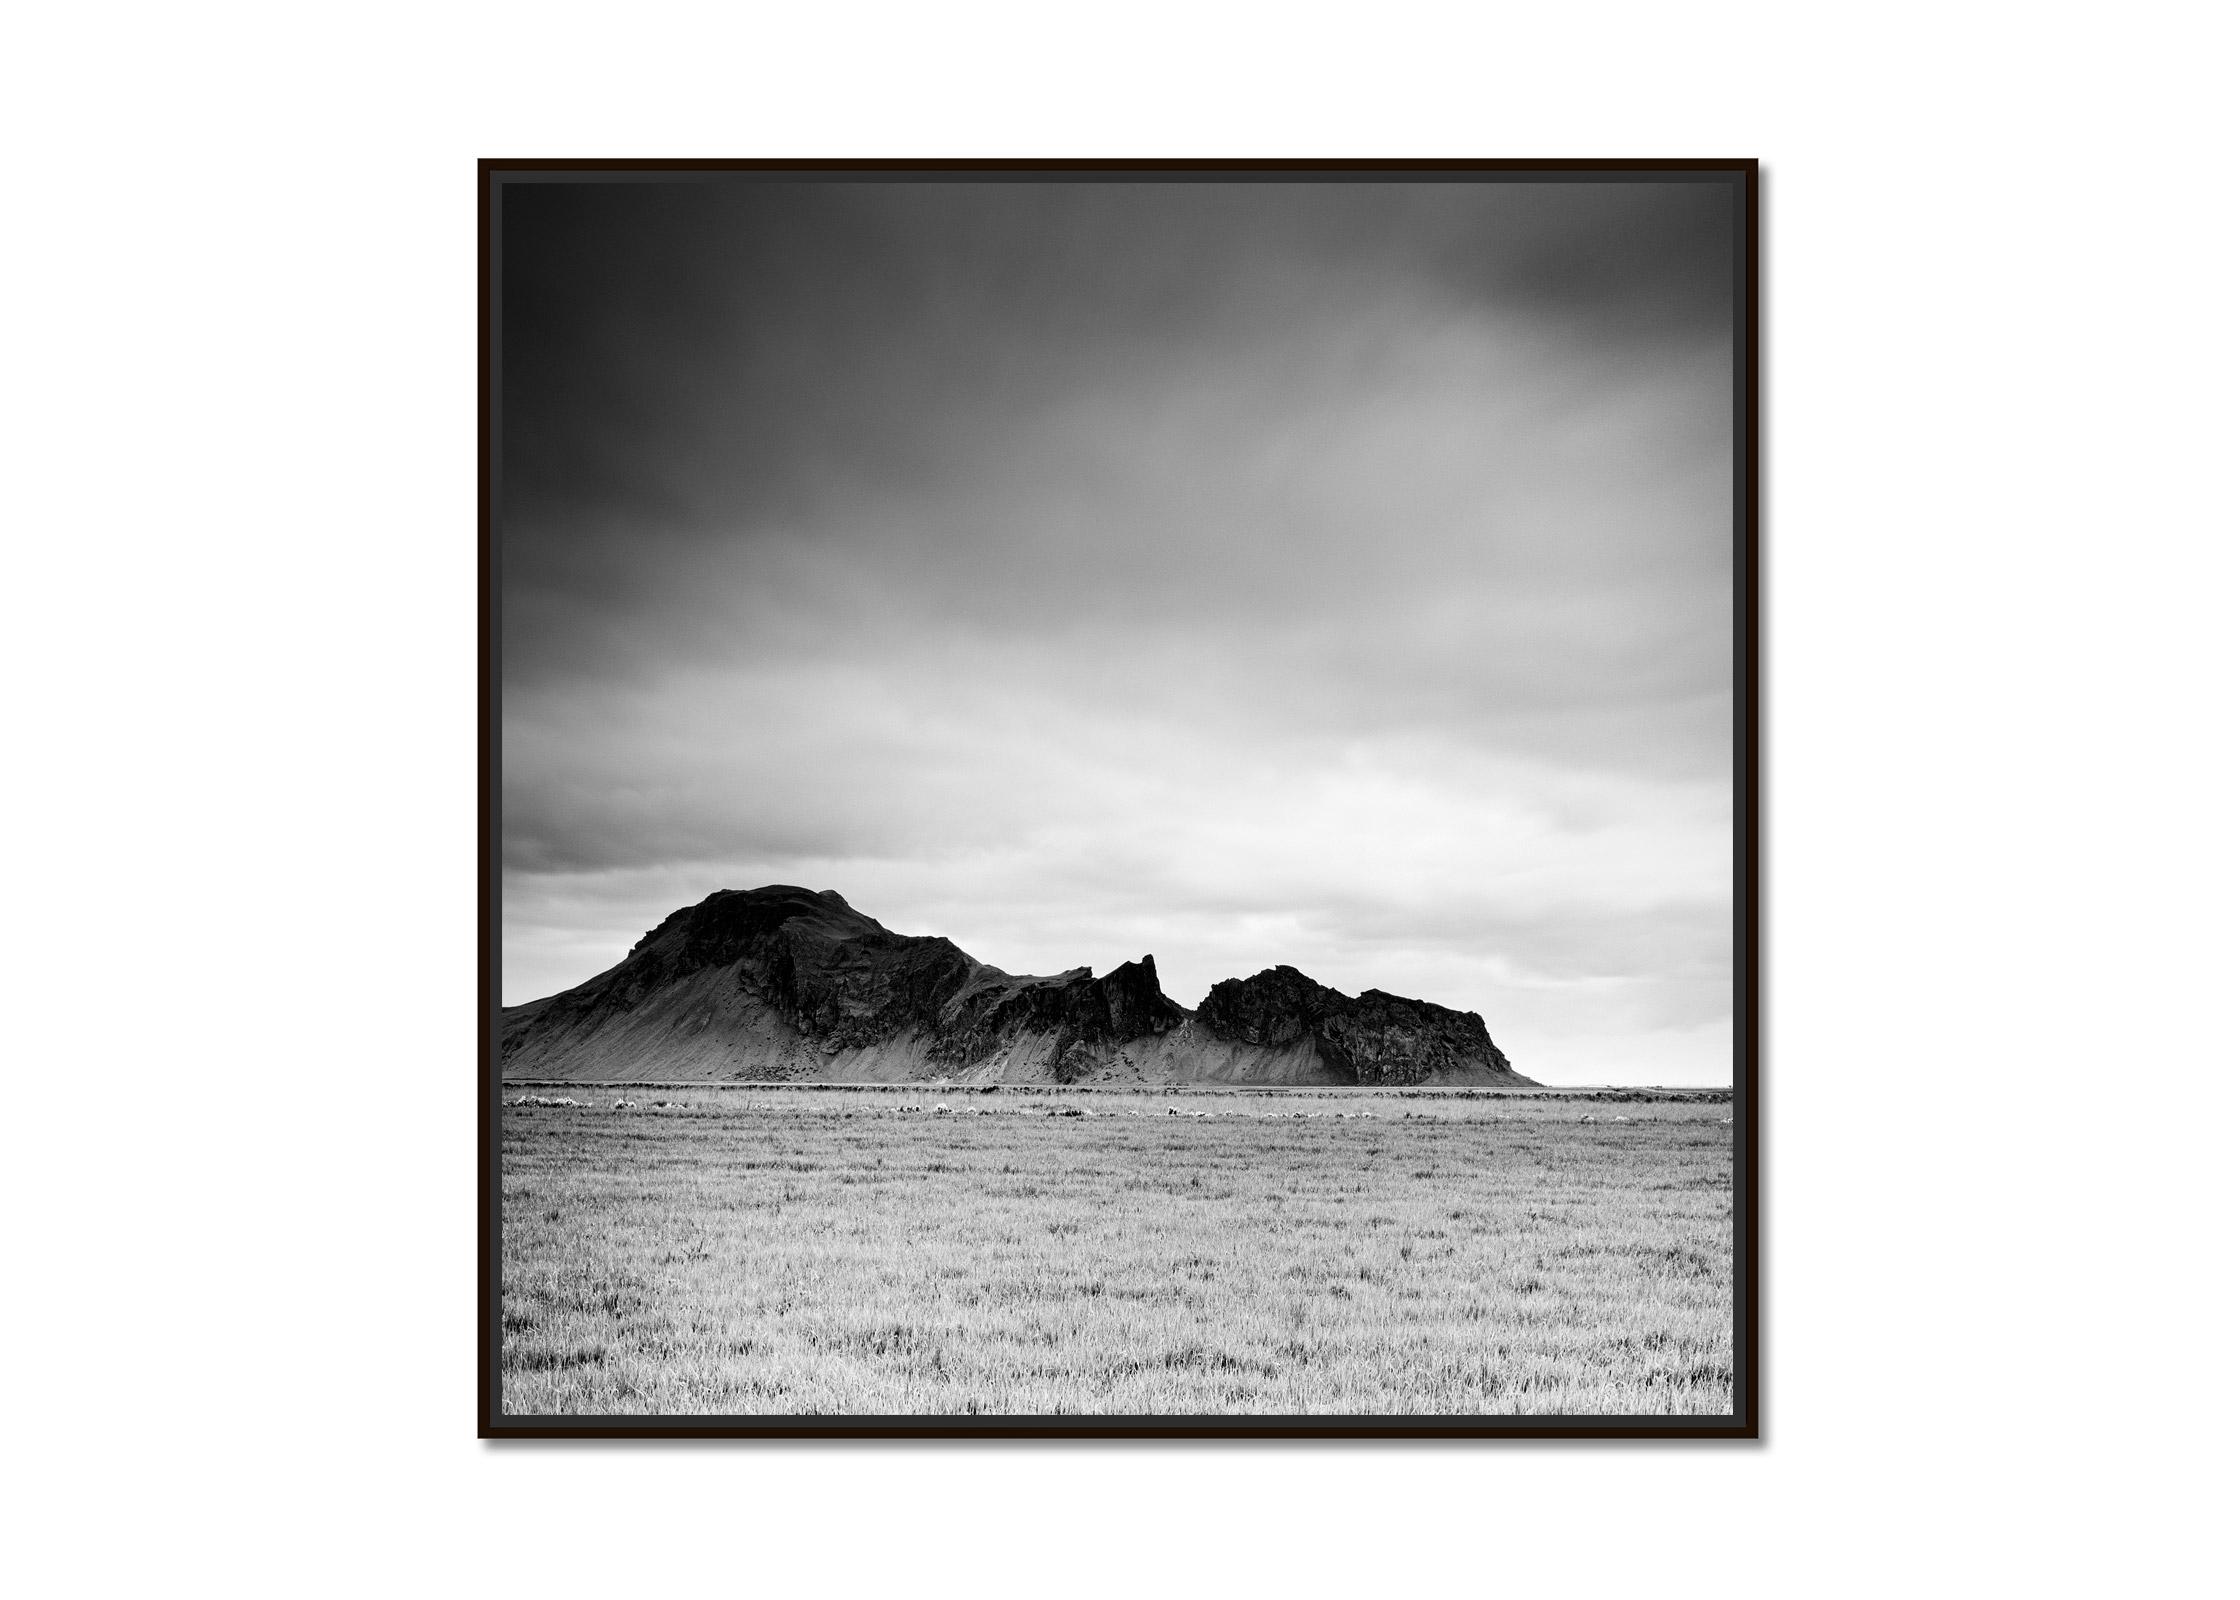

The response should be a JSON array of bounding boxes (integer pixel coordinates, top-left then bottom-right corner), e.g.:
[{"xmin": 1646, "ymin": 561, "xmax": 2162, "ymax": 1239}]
[{"xmin": 499, "ymin": 1087, "xmax": 1734, "ymax": 1416}]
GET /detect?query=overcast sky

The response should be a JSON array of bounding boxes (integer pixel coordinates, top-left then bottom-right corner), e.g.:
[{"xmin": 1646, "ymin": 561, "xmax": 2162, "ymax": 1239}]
[{"xmin": 498, "ymin": 176, "xmax": 1738, "ymax": 1085}]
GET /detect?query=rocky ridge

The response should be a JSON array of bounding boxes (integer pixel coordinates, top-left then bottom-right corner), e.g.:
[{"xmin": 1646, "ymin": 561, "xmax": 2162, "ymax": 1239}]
[
  {"xmin": 1196, "ymin": 965, "xmax": 1517, "ymax": 1087},
  {"xmin": 501, "ymin": 885, "xmax": 1535, "ymax": 1087}
]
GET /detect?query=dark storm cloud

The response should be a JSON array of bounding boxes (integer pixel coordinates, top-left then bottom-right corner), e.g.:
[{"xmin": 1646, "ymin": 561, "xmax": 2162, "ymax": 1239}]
[
  {"xmin": 497, "ymin": 177, "xmax": 1737, "ymax": 1082},
  {"xmin": 499, "ymin": 180, "xmax": 1731, "ymax": 676}
]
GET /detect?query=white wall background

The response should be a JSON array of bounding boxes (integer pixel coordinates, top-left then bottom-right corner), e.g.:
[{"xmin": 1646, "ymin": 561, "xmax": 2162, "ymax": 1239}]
[{"xmin": 5, "ymin": 3, "xmax": 2233, "ymax": 1595}]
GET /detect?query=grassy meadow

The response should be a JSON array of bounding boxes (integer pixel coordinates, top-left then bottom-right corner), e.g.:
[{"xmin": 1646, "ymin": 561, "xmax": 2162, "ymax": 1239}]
[{"xmin": 498, "ymin": 1086, "xmax": 1734, "ymax": 1416}]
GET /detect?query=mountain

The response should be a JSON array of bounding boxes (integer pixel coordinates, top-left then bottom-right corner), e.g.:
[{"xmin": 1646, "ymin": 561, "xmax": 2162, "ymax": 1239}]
[{"xmin": 500, "ymin": 885, "xmax": 1537, "ymax": 1087}]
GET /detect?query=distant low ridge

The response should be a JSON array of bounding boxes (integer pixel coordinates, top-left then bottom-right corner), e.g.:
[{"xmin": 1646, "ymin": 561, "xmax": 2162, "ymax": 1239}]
[{"xmin": 501, "ymin": 886, "xmax": 1537, "ymax": 1087}]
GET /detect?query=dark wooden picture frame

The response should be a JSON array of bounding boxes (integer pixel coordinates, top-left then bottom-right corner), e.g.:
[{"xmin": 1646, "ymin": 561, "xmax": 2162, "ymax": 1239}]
[{"xmin": 480, "ymin": 159, "xmax": 1759, "ymax": 1439}]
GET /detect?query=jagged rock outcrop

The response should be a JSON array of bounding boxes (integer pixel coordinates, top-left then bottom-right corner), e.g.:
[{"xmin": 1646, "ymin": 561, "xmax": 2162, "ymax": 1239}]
[
  {"xmin": 1195, "ymin": 965, "xmax": 1519, "ymax": 1086},
  {"xmin": 500, "ymin": 886, "xmax": 1533, "ymax": 1087},
  {"xmin": 930, "ymin": 953, "xmax": 1186, "ymax": 1076}
]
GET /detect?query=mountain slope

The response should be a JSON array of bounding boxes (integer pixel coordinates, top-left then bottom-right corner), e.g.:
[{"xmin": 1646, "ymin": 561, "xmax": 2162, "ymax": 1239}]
[{"xmin": 500, "ymin": 886, "xmax": 1536, "ymax": 1087}]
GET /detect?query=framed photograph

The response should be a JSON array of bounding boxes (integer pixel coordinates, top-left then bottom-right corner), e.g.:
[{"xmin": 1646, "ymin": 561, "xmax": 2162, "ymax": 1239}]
[{"xmin": 481, "ymin": 160, "xmax": 1758, "ymax": 1437}]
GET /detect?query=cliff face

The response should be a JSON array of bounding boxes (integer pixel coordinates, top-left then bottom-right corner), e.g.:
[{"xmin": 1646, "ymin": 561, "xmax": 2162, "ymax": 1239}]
[
  {"xmin": 500, "ymin": 886, "xmax": 1533, "ymax": 1087},
  {"xmin": 932, "ymin": 953, "xmax": 1187, "ymax": 1081},
  {"xmin": 1195, "ymin": 966, "xmax": 1519, "ymax": 1086},
  {"xmin": 573, "ymin": 887, "xmax": 979, "ymax": 1051}
]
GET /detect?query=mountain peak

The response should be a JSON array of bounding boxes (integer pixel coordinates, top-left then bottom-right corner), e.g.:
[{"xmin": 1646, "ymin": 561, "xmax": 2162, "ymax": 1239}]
[{"xmin": 1196, "ymin": 966, "xmax": 1516, "ymax": 1087}]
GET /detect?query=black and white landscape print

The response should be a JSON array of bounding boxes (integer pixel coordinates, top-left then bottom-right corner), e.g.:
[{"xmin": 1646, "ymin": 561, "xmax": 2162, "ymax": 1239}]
[{"xmin": 488, "ymin": 166, "xmax": 1752, "ymax": 1429}]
